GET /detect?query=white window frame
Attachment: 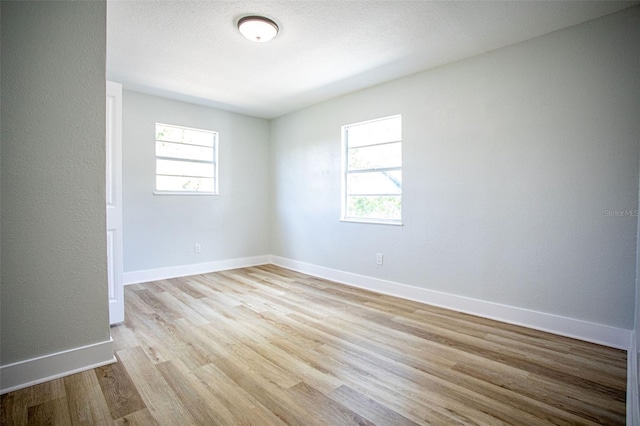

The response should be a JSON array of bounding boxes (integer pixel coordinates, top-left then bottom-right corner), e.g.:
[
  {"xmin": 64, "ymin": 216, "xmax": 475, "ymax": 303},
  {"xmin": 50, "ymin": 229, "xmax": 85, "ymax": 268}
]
[
  {"xmin": 341, "ymin": 114, "xmax": 402, "ymax": 225},
  {"xmin": 154, "ymin": 123, "xmax": 219, "ymax": 195}
]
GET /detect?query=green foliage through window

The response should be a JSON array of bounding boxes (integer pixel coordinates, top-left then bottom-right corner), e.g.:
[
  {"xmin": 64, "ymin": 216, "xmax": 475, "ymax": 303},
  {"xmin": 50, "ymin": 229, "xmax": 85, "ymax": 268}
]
[{"xmin": 347, "ymin": 196, "xmax": 401, "ymax": 220}]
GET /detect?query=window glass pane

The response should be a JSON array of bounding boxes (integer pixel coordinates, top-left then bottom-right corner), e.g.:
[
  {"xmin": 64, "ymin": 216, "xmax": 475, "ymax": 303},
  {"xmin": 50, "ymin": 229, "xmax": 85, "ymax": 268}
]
[
  {"xmin": 156, "ymin": 125, "xmax": 184, "ymax": 143},
  {"xmin": 348, "ymin": 142, "xmax": 401, "ymax": 171},
  {"xmin": 155, "ymin": 123, "xmax": 217, "ymax": 194},
  {"xmin": 347, "ymin": 171, "xmax": 401, "ymax": 195},
  {"xmin": 156, "ymin": 124, "xmax": 214, "ymax": 147},
  {"xmin": 156, "ymin": 175, "xmax": 215, "ymax": 192},
  {"xmin": 342, "ymin": 114, "xmax": 402, "ymax": 222},
  {"xmin": 156, "ymin": 159, "xmax": 214, "ymax": 178},
  {"xmin": 346, "ymin": 195, "xmax": 401, "ymax": 221},
  {"xmin": 156, "ymin": 141, "xmax": 213, "ymax": 162},
  {"xmin": 182, "ymin": 129, "xmax": 215, "ymax": 147},
  {"xmin": 347, "ymin": 116, "xmax": 401, "ymax": 148}
]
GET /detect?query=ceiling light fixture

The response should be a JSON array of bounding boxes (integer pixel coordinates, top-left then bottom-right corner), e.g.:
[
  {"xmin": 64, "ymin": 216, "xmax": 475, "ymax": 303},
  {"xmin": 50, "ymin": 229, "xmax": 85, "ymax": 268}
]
[{"xmin": 238, "ymin": 15, "xmax": 279, "ymax": 43}]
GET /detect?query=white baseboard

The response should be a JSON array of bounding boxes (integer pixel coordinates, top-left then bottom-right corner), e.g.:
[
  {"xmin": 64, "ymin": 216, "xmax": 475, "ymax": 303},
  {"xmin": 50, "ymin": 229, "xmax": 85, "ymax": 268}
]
[
  {"xmin": 629, "ymin": 332, "xmax": 639, "ymax": 425},
  {"xmin": 0, "ymin": 338, "xmax": 115, "ymax": 395},
  {"xmin": 123, "ymin": 255, "xmax": 271, "ymax": 285},
  {"xmin": 270, "ymin": 255, "xmax": 632, "ymax": 350}
]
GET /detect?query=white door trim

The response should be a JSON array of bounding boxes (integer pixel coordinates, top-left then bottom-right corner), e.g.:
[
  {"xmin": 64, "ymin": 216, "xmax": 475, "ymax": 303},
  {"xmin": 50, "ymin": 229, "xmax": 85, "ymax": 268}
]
[{"xmin": 106, "ymin": 81, "xmax": 124, "ymax": 324}]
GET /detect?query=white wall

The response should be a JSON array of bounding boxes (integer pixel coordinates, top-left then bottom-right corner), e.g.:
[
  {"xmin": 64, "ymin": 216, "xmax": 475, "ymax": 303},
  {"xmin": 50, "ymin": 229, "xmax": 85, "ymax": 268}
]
[
  {"xmin": 122, "ymin": 91, "xmax": 270, "ymax": 273},
  {"xmin": 271, "ymin": 7, "xmax": 640, "ymax": 331},
  {"xmin": 1, "ymin": 2, "xmax": 110, "ymax": 364}
]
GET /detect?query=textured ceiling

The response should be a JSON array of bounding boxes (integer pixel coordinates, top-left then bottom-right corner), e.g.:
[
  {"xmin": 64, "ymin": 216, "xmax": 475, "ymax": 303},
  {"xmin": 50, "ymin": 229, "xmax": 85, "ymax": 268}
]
[{"xmin": 107, "ymin": 1, "xmax": 638, "ymax": 119}]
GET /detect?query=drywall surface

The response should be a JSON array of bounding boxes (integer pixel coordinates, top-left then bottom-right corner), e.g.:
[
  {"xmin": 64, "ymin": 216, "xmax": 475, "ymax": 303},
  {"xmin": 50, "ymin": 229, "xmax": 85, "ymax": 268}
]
[
  {"xmin": 633, "ymin": 148, "xmax": 640, "ymax": 423},
  {"xmin": 122, "ymin": 91, "xmax": 270, "ymax": 272},
  {"xmin": 1, "ymin": 1, "xmax": 110, "ymax": 364},
  {"xmin": 270, "ymin": 7, "xmax": 640, "ymax": 330}
]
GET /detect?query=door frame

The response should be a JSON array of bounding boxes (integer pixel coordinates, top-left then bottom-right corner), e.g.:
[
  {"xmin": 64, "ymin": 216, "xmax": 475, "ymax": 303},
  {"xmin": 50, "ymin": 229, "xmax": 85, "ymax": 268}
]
[{"xmin": 106, "ymin": 80, "xmax": 124, "ymax": 324}]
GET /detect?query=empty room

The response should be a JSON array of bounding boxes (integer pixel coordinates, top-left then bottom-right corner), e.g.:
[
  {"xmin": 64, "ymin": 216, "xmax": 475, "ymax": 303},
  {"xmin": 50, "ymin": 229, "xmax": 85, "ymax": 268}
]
[{"xmin": 2, "ymin": 1, "xmax": 640, "ymax": 424}]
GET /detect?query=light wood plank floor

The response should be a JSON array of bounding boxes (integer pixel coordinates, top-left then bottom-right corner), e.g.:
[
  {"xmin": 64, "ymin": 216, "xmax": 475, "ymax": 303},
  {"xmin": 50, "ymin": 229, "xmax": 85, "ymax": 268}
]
[{"xmin": 1, "ymin": 265, "xmax": 627, "ymax": 425}]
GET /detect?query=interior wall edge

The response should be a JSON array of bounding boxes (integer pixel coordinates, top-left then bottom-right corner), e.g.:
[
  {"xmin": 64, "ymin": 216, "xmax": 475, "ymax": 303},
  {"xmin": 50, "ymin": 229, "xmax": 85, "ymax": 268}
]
[{"xmin": 0, "ymin": 338, "xmax": 115, "ymax": 395}]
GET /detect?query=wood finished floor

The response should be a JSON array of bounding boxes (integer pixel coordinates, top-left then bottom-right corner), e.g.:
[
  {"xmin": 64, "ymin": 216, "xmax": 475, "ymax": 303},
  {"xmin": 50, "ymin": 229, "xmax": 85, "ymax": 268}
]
[{"xmin": 1, "ymin": 265, "xmax": 627, "ymax": 425}]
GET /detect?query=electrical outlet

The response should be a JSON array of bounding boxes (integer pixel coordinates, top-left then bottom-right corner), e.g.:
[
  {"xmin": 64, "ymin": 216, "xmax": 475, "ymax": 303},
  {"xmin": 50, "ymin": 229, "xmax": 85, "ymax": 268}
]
[
  {"xmin": 194, "ymin": 243, "xmax": 201, "ymax": 254},
  {"xmin": 376, "ymin": 253, "xmax": 383, "ymax": 265}
]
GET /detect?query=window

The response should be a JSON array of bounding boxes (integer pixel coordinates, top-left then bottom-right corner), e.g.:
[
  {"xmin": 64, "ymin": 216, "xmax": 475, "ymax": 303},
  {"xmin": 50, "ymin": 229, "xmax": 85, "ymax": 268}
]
[
  {"xmin": 155, "ymin": 123, "xmax": 218, "ymax": 194},
  {"xmin": 341, "ymin": 115, "xmax": 402, "ymax": 224}
]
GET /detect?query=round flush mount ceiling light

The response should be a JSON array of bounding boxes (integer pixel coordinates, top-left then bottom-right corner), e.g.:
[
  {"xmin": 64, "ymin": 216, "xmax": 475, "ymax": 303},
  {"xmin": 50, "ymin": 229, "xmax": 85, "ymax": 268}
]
[{"xmin": 238, "ymin": 16, "xmax": 279, "ymax": 42}]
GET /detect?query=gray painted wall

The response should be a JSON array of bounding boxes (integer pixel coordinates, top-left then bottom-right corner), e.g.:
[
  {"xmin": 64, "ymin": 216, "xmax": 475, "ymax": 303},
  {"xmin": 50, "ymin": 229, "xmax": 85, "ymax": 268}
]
[
  {"xmin": 270, "ymin": 8, "xmax": 640, "ymax": 330},
  {"xmin": 1, "ymin": 2, "xmax": 110, "ymax": 364},
  {"xmin": 635, "ymin": 120, "xmax": 640, "ymax": 420},
  {"xmin": 634, "ymin": 159, "xmax": 640, "ymax": 421},
  {"xmin": 122, "ymin": 91, "xmax": 270, "ymax": 272}
]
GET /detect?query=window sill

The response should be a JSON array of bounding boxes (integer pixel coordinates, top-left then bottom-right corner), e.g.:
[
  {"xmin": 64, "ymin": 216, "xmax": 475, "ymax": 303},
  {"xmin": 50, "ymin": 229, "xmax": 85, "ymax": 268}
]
[
  {"xmin": 340, "ymin": 218, "xmax": 403, "ymax": 226},
  {"xmin": 153, "ymin": 191, "xmax": 219, "ymax": 196}
]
